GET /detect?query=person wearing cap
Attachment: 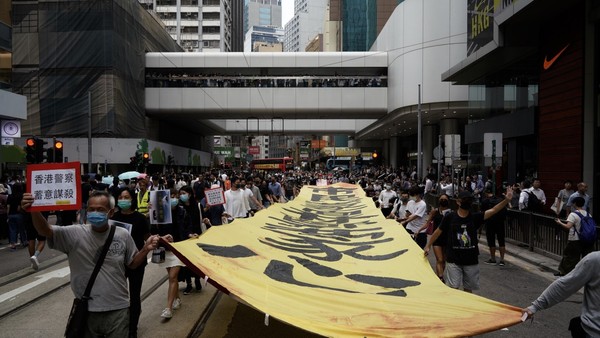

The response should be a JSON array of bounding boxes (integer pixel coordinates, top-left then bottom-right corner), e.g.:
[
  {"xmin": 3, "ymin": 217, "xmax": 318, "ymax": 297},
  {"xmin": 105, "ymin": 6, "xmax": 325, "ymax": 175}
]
[{"xmin": 424, "ymin": 187, "xmax": 513, "ymax": 292}]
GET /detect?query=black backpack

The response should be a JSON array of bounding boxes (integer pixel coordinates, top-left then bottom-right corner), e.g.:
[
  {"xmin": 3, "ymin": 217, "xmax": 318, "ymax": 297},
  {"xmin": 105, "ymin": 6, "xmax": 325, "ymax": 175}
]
[{"xmin": 525, "ymin": 191, "xmax": 542, "ymax": 212}]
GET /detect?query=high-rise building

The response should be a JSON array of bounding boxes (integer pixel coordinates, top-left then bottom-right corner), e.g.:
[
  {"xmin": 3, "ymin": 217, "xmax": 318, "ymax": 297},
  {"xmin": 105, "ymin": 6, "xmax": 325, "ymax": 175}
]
[
  {"xmin": 326, "ymin": 0, "xmax": 399, "ymax": 51},
  {"xmin": 283, "ymin": 0, "xmax": 327, "ymax": 52},
  {"xmin": 244, "ymin": 0, "xmax": 282, "ymax": 34},
  {"xmin": 141, "ymin": 0, "xmax": 243, "ymax": 52},
  {"xmin": 244, "ymin": 25, "xmax": 284, "ymax": 52},
  {"xmin": 0, "ymin": 0, "xmax": 12, "ymax": 90}
]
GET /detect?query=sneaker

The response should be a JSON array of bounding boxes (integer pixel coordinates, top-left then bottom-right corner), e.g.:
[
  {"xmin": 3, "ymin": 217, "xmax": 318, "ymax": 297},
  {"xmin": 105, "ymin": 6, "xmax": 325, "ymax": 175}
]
[
  {"xmin": 30, "ymin": 255, "xmax": 39, "ymax": 270},
  {"xmin": 172, "ymin": 298, "xmax": 181, "ymax": 310},
  {"xmin": 183, "ymin": 284, "xmax": 193, "ymax": 295},
  {"xmin": 498, "ymin": 261, "xmax": 505, "ymax": 266},
  {"xmin": 160, "ymin": 308, "xmax": 172, "ymax": 319},
  {"xmin": 484, "ymin": 259, "xmax": 497, "ymax": 265}
]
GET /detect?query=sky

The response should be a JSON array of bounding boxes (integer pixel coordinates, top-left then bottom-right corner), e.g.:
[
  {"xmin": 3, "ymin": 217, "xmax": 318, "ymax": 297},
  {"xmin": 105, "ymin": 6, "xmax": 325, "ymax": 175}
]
[{"xmin": 281, "ymin": 0, "xmax": 294, "ymax": 27}]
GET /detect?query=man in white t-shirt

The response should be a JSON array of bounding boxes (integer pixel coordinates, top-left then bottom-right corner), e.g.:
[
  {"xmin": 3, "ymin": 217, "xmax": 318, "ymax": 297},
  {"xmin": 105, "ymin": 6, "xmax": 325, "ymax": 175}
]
[
  {"xmin": 401, "ymin": 187, "xmax": 428, "ymax": 248},
  {"xmin": 378, "ymin": 184, "xmax": 398, "ymax": 217}
]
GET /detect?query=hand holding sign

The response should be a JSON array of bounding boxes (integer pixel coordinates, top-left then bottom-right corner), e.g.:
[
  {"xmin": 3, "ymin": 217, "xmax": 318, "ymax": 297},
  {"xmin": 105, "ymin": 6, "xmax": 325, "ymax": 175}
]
[{"xmin": 26, "ymin": 162, "xmax": 82, "ymax": 212}]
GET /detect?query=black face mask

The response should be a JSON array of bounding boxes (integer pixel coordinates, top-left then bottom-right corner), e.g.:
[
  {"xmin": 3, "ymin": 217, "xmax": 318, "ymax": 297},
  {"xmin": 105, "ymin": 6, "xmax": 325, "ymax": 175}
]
[
  {"xmin": 459, "ymin": 199, "xmax": 473, "ymax": 210},
  {"xmin": 236, "ymin": 184, "xmax": 242, "ymax": 189},
  {"xmin": 439, "ymin": 200, "xmax": 449, "ymax": 207},
  {"xmin": 400, "ymin": 197, "xmax": 409, "ymax": 203}
]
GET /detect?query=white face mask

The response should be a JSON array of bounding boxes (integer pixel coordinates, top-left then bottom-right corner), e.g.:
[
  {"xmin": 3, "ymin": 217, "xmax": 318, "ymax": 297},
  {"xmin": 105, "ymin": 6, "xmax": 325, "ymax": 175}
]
[{"xmin": 410, "ymin": 196, "xmax": 417, "ymax": 201}]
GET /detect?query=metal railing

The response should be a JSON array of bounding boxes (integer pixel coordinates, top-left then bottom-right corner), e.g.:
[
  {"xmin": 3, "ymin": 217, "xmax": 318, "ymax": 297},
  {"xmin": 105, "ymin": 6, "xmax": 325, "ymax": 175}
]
[{"xmin": 423, "ymin": 193, "xmax": 599, "ymax": 260}]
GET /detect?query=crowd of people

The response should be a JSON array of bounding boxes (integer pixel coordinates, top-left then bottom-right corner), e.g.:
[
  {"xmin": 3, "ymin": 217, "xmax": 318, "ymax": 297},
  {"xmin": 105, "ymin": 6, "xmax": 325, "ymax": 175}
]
[
  {"xmin": 0, "ymin": 165, "xmax": 597, "ymax": 337},
  {"xmin": 145, "ymin": 72, "xmax": 387, "ymax": 88}
]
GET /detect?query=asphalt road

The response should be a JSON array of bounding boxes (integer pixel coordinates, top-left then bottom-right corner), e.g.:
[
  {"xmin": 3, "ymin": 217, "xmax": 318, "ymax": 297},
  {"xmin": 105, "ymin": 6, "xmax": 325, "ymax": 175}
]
[{"xmin": 0, "ymin": 234, "xmax": 582, "ymax": 338}]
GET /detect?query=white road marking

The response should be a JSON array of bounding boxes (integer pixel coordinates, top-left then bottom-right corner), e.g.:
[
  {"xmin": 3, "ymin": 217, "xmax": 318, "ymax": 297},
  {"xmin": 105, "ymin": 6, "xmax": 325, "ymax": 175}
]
[{"xmin": 0, "ymin": 266, "xmax": 70, "ymax": 303}]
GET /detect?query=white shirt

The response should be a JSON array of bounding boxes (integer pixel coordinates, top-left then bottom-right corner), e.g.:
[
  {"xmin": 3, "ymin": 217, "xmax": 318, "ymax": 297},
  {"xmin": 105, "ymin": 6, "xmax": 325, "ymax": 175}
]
[
  {"xmin": 378, "ymin": 189, "xmax": 398, "ymax": 208},
  {"xmin": 224, "ymin": 189, "xmax": 247, "ymax": 219},
  {"xmin": 406, "ymin": 199, "xmax": 427, "ymax": 234}
]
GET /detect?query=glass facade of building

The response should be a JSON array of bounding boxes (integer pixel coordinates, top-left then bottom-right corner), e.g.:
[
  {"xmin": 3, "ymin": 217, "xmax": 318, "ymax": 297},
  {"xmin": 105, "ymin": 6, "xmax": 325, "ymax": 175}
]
[{"xmin": 342, "ymin": 0, "xmax": 377, "ymax": 52}]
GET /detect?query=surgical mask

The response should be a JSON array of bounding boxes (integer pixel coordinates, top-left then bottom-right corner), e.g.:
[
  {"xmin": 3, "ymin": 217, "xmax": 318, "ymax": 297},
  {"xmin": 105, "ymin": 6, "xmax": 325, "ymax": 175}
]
[
  {"xmin": 117, "ymin": 200, "xmax": 132, "ymax": 210},
  {"xmin": 170, "ymin": 199, "xmax": 179, "ymax": 207},
  {"xmin": 409, "ymin": 196, "xmax": 417, "ymax": 201},
  {"xmin": 179, "ymin": 194, "xmax": 189, "ymax": 203},
  {"xmin": 439, "ymin": 200, "xmax": 449, "ymax": 207},
  {"xmin": 385, "ymin": 185, "xmax": 391, "ymax": 190},
  {"xmin": 87, "ymin": 211, "xmax": 108, "ymax": 229}
]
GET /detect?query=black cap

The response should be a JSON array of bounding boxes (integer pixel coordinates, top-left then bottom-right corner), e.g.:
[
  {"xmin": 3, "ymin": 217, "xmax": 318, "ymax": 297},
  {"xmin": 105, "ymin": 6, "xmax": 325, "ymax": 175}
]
[{"xmin": 458, "ymin": 191, "xmax": 473, "ymax": 199}]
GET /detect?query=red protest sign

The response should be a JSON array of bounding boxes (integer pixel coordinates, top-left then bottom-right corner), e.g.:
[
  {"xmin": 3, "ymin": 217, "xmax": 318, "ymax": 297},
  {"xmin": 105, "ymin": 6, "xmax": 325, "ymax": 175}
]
[{"xmin": 26, "ymin": 162, "xmax": 82, "ymax": 212}]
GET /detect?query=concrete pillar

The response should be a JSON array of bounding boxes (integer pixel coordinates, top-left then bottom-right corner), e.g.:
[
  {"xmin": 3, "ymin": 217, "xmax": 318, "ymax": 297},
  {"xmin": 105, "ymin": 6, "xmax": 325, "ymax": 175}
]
[
  {"xmin": 516, "ymin": 79, "xmax": 529, "ymax": 111},
  {"xmin": 389, "ymin": 136, "xmax": 399, "ymax": 169},
  {"xmin": 423, "ymin": 125, "xmax": 437, "ymax": 176}
]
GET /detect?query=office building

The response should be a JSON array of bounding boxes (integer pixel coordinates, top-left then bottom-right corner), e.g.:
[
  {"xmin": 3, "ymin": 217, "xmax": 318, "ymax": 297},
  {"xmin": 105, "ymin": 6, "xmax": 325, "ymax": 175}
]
[
  {"xmin": 244, "ymin": 25, "xmax": 284, "ymax": 52},
  {"xmin": 283, "ymin": 0, "xmax": 327, "ymax": 52},
  {"xmin": 244, "ymin": 0, "xmax": 282, "ymax": 34},
  {"xmin": 141, "ymin": 0, "xmax": 243, "ymax": 52}
]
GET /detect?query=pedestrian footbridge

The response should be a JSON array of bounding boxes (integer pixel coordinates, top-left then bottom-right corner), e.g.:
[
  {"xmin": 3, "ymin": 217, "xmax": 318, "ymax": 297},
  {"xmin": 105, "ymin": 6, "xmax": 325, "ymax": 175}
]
[{"xmin": 145, "ymin": 52, "xmax": 388, "ymax": 133}]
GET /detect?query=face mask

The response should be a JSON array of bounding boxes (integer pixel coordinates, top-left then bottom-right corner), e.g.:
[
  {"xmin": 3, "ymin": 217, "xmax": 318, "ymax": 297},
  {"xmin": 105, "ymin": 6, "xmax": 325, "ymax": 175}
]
[
  {"xmin": 87, "ymin": 211, "xmax": 108, "ymax": 229},
  {"xmin": 460, "ymin": 199, "xmax": 472, "ymax": 210},
  {"xmin": 179, "ymin": 194, "xmax": 189, "ymax": 203},
  {"xmin": 170, "ymin": 199, "xmax": 179, "ymax": 207},
  {"xmin": 409, "ymin": 196, "xmax": 417, "ymax": 201},
  {"xmin": 439, "ymin": 200, "xmax": 449, "ymax": 207},
  {"xmin": 236, "ymin": 184, "xmax": 242, "ymax": 189},
  {"xmin": 117, "ymin": 200, "xmax": 132, "ymax": 210},
  {"xmin": 401, "ymin": 197, "xmax": 409, "ymax": 203},
  {"xmin": 385, "ymin": 186, "xmax": 391, "ymax": 190}
]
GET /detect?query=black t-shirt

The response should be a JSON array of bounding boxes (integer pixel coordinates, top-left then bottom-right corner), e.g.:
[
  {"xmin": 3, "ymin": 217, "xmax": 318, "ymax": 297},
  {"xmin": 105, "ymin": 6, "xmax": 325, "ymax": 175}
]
[
  {"xmin": 81, "ymin": 182, "xmax": 92, "ymax": 204},
  {"xmin": 439, "ymin": 211, "xmax": 485, "ymax": 265},
  {"xmin": 481, "ymin": 196, "xmax": 506, "ymax": 226},
  {"xmin": 111, "ymin": 211, "xmax": 150, "ymax": 251}
]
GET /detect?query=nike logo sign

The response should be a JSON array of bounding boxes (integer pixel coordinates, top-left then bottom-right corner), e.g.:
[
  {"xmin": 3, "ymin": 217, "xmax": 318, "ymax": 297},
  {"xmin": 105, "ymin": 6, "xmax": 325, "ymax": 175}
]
[{"xmin": 543, "ymin": 44, "xmax": 569, "ymax": 70}]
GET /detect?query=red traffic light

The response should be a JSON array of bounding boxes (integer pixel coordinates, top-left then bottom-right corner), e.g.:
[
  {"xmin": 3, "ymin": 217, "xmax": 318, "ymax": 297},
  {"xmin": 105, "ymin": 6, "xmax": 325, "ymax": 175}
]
[{"xmin": 26, "ymin": 138, "xmax": 35, "ymax": 147}]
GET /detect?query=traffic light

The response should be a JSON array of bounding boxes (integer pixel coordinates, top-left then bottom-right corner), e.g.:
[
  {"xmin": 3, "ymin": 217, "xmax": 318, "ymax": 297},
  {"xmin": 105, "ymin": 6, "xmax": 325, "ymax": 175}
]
[
  {"xmin": 35, "ymin": 138, "xmax": 48, "ymax": 163},
  {"xmin": 25, "ymin": 138, "xmax": 36, "ymax": 163},
  {"xmin": 54, "ymin": 139, "xmax": 64, "ymax": 163},
  {"xmin": 142, "ymin": 152, "xmax": 150, "ymax": 166}
]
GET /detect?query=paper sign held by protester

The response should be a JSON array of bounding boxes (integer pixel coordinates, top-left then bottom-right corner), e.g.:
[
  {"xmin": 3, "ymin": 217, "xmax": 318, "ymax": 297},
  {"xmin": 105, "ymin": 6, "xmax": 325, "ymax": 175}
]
[
  {"xmin": 149, "ymin": 190, "xmax": 172, "ymax": 224},
  {"xmin": 108, "ymin": 220, "xmax": 132, "ymax": 234},
  {"xmin": 26, "ymin": 162, "xmax": 81, "ymax": 212},
  {"xmin": 205, "ymin": 187, "xmax": 225, "ymax": 206}
]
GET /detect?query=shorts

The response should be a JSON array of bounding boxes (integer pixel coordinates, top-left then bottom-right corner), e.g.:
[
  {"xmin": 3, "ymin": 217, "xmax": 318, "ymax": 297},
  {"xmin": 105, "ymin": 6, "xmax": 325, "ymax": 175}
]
[
  {"xmin": 157, "ymin": 251, "xmax": 185, "ymax": 269},
  {"xmin": 444, "ymin": 262, "xmax": 480, "ymax": 291},
  {"xmin": 26, "ymin": 222, "xmax": 46, "ymax": 241},
  {"xmin": 485, "ymin": 223, "xmax": 505, "ymax": 247}
]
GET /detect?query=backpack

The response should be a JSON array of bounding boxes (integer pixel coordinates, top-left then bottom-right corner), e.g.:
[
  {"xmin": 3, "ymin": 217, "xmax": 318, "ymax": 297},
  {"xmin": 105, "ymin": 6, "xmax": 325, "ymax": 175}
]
[
  {"xmin": 573, "ymin": 211, "xmax": 598, "ymax": 244},
  {"xmin": 525, "ymin": 191, "xmax": 542, "ymax": 212}
]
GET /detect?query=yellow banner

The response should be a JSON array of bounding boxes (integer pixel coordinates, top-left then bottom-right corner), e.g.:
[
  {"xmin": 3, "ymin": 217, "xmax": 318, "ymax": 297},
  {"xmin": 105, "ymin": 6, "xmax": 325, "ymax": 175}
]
[{"xmin": 168, "ymin": 183, "xmax": 522, "ymax": 337}]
